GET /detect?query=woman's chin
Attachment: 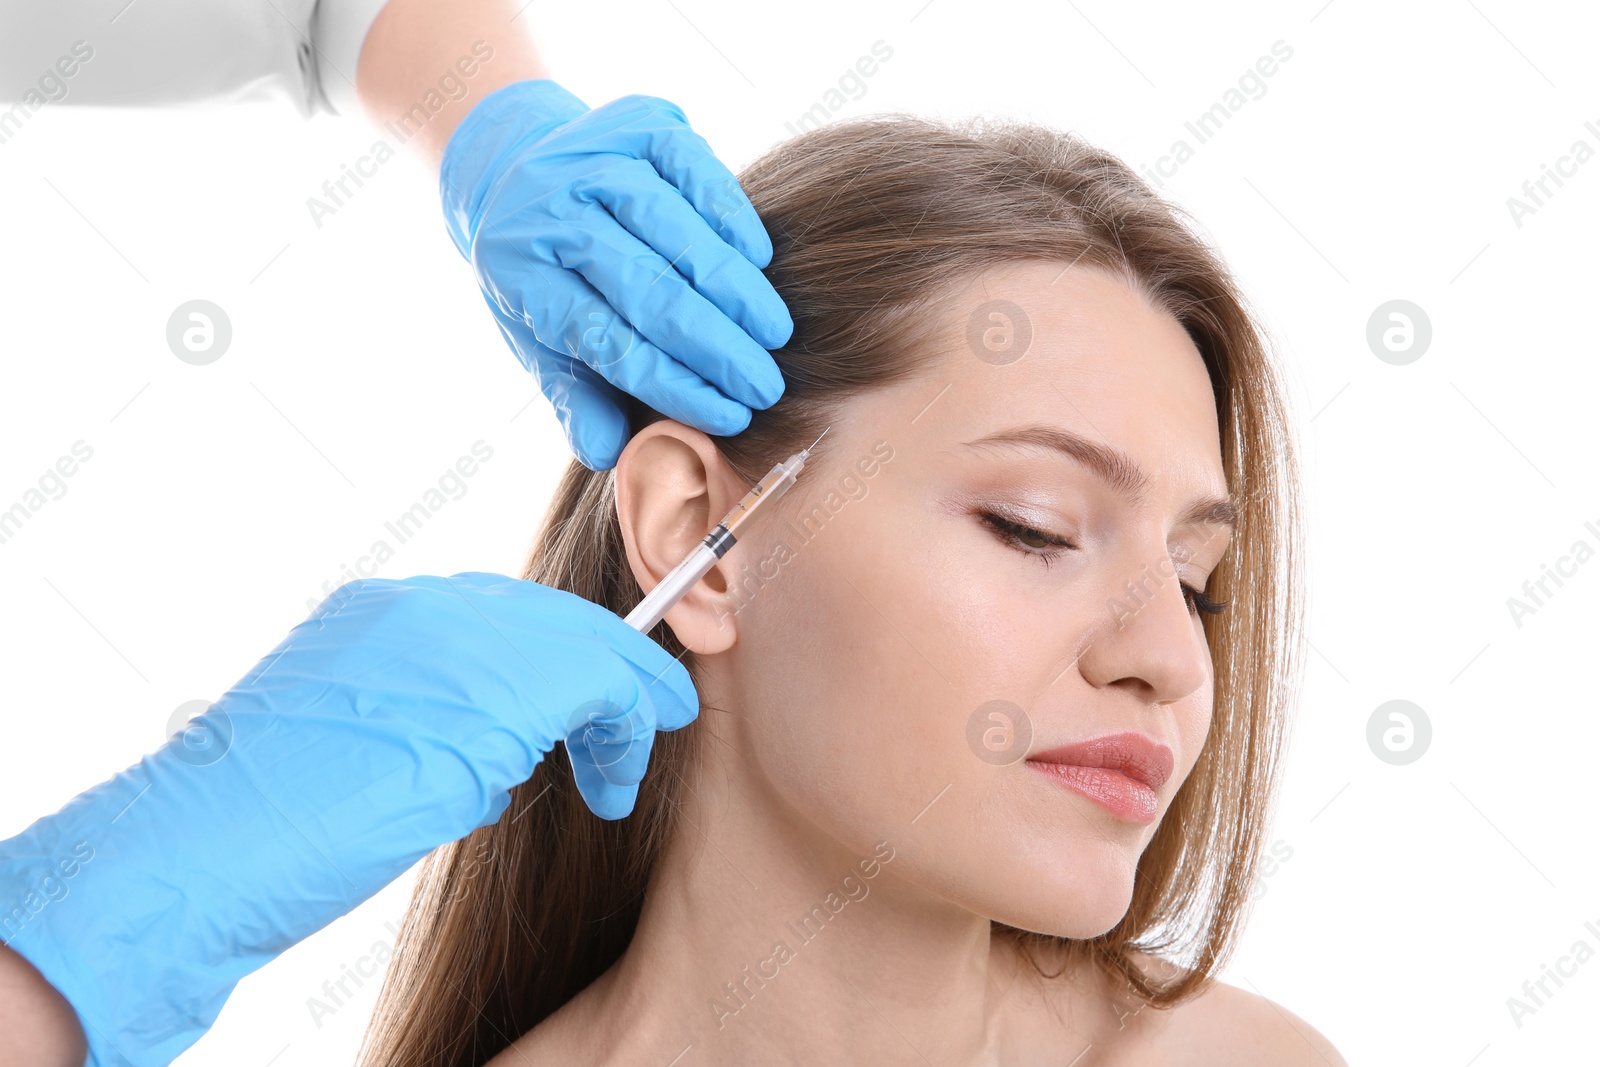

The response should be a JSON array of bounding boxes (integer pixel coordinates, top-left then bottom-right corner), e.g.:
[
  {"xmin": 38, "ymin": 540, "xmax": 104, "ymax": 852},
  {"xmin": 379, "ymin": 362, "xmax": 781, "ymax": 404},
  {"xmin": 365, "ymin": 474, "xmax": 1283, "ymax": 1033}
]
[
  {"xmin": 1037, "ymin": 903, "xmax": 1130, "ymax": 940},
  {"xmin": 983, "ymin": 873, "xmax": 1137, "ymax": 940}
]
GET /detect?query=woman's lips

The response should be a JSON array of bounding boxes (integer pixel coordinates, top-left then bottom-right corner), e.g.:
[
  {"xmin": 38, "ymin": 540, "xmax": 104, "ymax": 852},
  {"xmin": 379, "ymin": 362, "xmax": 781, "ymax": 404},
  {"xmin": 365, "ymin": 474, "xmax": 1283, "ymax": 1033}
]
[{"xmin": 1024, "ymin": 732, "xmax": 1175, "ymax": 824}]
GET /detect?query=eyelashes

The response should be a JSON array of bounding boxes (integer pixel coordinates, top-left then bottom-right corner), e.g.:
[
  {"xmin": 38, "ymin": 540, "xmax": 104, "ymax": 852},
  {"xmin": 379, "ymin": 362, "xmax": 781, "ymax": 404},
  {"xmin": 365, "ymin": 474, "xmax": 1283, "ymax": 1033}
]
[
  {"xmin": 977, "ymin": 510, "xmax": 1230, "ymax": 617},
  {"xmin": 978, "ymin": 510, "xmax": 1072, "ymax": 561}
]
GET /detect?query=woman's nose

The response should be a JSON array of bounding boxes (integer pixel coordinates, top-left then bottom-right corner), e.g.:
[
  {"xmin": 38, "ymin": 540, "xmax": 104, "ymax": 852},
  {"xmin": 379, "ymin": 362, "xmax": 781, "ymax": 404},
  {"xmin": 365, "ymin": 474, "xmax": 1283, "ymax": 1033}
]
[{"xmin": 1072, "ymin": 556, "xmax": 1213, "ymax": 707}]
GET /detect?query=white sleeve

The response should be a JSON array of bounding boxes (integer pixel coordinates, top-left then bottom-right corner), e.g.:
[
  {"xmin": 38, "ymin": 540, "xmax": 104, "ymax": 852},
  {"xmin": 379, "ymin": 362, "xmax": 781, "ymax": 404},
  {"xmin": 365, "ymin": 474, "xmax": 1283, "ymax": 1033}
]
[{"xmin": 0, "ymin": 0, "xmax": 391, "ymax": 117}]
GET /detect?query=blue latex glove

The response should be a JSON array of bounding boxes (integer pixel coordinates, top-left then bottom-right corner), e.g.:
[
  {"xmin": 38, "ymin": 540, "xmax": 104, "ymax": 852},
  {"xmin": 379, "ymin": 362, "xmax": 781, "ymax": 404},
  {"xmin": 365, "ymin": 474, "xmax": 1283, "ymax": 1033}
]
[
  {"xmin": 440, "ymin": 79, "xmax": 794, "ymax": 471},
  {"xmin": 0, "ymin": 573, "xmax": 697, "ymax": 1067}
]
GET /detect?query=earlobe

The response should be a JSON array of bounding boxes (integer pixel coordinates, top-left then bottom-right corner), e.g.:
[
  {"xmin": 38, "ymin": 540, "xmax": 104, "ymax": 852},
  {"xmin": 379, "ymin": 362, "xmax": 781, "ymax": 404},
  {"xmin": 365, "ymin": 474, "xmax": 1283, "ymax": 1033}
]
[{"xmin": 613, "ymin": 422, "xmax": 744, "ymax": 655}]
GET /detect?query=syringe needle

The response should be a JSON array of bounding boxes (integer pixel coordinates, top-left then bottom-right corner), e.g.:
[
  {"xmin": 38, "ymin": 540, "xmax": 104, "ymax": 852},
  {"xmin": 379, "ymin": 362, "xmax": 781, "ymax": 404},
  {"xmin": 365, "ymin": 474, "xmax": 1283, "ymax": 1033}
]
[{"xmin": 623, "ymin": 430, "xmax": 823, "ymax": 633}]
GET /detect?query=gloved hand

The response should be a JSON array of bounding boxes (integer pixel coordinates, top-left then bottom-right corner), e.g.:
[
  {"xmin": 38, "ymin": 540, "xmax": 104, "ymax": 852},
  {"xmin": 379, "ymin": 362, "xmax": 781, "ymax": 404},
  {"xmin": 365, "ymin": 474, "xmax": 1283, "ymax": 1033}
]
[
  {"xmin": 0, "ymin": 573, "xmax": 697, "ymax": 1067},
  {"xmin": 440, "ymin": 79, "xmax": 794, "ymax": 471}
]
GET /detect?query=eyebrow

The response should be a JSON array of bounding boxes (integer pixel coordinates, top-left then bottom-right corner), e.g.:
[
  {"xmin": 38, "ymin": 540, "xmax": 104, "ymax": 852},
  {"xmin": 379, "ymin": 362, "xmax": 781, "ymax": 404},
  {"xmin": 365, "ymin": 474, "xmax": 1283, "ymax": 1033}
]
[{"xmin": 961, "ymin": 424, "xmax": 1238, "ymax": 533}]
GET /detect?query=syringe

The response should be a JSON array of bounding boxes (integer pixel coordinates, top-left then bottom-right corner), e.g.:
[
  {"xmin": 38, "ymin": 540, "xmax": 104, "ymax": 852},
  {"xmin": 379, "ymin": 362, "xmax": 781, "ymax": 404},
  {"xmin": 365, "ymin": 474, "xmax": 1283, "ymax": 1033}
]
[{"xmin": 624, "ymin": 428, "xmax": 829, "ymax": 633}]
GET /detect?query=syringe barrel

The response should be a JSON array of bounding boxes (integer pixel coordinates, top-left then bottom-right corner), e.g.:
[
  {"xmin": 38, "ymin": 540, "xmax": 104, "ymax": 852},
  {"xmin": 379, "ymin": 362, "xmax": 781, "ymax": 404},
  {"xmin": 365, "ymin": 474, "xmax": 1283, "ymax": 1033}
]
[
  {"xmin": 623, "ymin": 538, "xmax": 721, "ymax": 632},
  {"xmin": 720, "ymin": 453, "xmax": 804, "ymax": 538},
  {"xmin": 622, "ymin": 450, "xmax": 808, "ymax": 633}
]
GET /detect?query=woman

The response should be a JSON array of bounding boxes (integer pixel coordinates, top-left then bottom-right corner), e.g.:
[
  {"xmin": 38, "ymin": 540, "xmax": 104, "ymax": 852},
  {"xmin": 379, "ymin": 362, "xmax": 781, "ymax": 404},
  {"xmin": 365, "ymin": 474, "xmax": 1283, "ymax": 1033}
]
[{"xmin": 359, "ymin": 112, "xmax": 1344, "ymax": 1065}]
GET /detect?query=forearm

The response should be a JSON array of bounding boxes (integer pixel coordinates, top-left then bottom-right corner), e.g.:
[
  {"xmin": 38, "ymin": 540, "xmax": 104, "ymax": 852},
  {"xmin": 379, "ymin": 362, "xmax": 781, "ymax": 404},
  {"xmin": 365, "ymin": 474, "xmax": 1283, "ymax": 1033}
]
[
  {"xmin": 0, "ymin": 943, "xmax": 86, "ymax": 1067},
  {"xmin": 354, "ymin": 0, "xmax": 550, "ymax": 167}
]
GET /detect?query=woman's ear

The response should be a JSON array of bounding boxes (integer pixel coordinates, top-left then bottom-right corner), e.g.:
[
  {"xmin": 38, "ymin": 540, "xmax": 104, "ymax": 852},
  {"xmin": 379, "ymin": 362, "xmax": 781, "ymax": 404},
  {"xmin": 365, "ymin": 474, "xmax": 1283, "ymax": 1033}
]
[{"xmin": 613, "ymin": 421, "xmax": 747, "ymax": 655}]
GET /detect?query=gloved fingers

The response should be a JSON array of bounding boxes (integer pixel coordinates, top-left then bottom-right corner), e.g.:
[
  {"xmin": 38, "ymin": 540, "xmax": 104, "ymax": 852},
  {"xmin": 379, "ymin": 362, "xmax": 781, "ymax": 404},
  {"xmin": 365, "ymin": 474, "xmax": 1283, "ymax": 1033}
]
[
  {"xmin": 575, "ymin": 95, "xmax": 778, "ymax": 272},
  {"xmin": 581, "ymin": 158, "xmax": 792, "ymax": 356},
  {"xmin": 603, "ymin": 639, "xmax": 700, "ymax": 733},
  {"xmin": 564, "ymin": 697, "xmax": 657, "ymax": 820},
  {"xmin": 498, "ymin": 269, "xmax": 757, "ymax": 439},
  {"xmin": 531, "ymin": 179, "xmax": 785, "ymax": 411},
  {"xmin": 563, "ymin": 616, "xmax": 702, "ymax": 818},
  {"xmin": 508, "ymin": 320, "xmax": 631, "ymax": 471},
  {"xmin": 489, "ymin": 300, "xmax": 633, "ymax": 467},
  {"xmin": 473, "ymin": 789, "xmax": 514, "ymax": 830},
  {"xmin": 491, "ymin": 289, "xmax": 745, "ymax": 467},
  {"xmin": 594, "ymin": 336, "xmax": 755, "ymax": 442},
  {"xmin": 572, "ymin": 776, "xmax": 640, "ymax": 821},
  {"xmin": 574, "ymin": 594, "xmax": 701, "ymax": 731},
  {"xmin": 438, "ymin": 571, "xmax": 701, "ymax": 733}
]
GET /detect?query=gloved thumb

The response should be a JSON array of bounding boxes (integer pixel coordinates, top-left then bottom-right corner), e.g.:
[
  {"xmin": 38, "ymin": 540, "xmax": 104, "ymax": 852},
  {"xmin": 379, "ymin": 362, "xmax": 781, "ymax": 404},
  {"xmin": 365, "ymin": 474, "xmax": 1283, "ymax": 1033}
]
[
  {"xmin": 541, "ymin": 356, "xmax": 631, "ymax": 473},
  {"xmin": 494, "ymin": 312, "xmax": 631, "ymax": 471},
  {"xmin": 565, "ymin": 697, "xmax": 656, "ymax": 820}
]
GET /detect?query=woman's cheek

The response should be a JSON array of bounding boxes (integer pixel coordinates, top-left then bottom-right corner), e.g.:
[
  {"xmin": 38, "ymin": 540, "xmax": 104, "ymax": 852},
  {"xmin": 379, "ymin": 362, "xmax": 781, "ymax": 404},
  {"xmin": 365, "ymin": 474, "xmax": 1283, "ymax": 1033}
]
[
  {"xmin": 738, "ymin": 539, "xmax": 929, "ymax": 815},
  {"xmin": 1172, "ymin": 692, "xmax": 1214, "ymax": 786}
]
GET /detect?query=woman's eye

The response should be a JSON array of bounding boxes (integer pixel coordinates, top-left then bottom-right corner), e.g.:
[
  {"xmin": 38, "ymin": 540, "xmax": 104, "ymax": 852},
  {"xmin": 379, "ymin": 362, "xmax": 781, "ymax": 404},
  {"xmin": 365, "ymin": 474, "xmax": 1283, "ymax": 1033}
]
[
  {"xmin": 1183, "ymin": 584, "xmax": 1230, "ymax": 617},
  {"xmin": 978, "ymin": 511, "xmax": 1073, "ymax": 568},
  {"xmin": 981, "ymin": 509, "xmax": 1231, "ymax": 617}
]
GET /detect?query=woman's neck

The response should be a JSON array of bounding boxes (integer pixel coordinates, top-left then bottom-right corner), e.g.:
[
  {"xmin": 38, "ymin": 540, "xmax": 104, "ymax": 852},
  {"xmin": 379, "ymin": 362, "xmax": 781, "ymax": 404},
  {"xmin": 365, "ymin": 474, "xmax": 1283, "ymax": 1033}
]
[{"xmin": 524, "ymin": 755, "xmax": 1132, "ymax": 1066}]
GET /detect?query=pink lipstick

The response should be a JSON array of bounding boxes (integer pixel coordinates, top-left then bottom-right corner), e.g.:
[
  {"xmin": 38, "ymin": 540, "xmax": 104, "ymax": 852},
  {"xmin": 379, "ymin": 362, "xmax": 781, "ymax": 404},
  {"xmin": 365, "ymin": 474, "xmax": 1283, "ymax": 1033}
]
[{"xmin": 1025, "ymin": 732, "xmax": 1175, "ymax": 824}]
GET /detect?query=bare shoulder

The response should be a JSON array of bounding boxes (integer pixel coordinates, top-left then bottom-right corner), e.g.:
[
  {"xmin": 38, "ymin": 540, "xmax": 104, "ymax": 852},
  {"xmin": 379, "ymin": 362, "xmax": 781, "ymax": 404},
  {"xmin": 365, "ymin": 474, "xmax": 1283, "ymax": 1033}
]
[
  {"xmin": 994, "ymin": 942, "xmax": 1345, "ymax": 1066},
  {"xmin": 1135, "ymin": 974, "xmax": 1347, "ymax": 1066}
]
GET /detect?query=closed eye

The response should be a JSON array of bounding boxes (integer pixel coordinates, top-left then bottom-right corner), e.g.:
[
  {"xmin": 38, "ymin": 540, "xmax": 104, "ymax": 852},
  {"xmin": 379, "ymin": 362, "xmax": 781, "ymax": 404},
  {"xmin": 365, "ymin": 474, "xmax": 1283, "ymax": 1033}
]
[
  {"xmin": 979, "ymin": 510, "xmax": 1073, "ymax": 564},
  {"xmin": 977, "ymin": 509, "xmax": 1228, "ymax": 616}
]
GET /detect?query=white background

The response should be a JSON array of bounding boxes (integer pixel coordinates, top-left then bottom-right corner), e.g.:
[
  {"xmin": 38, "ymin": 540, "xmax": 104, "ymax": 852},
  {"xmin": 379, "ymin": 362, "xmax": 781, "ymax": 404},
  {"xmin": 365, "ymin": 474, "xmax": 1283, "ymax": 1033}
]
[{"xmin": 2, "ymin": 1, "xmax": 1597, "ymax": 1064}]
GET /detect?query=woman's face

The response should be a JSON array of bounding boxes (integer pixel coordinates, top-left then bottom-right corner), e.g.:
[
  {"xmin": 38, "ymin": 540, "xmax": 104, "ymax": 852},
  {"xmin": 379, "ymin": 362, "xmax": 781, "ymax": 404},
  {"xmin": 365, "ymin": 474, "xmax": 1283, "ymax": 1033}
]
[{"xmin": 694, "ymin": 261, "xmax": 1234, "ymax": 938}]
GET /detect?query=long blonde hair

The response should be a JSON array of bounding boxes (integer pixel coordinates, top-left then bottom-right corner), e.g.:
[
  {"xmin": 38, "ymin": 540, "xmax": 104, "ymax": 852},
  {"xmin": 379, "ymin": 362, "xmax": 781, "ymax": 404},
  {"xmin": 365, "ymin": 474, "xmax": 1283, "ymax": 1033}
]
[{"xmin": 358, "ymin": 112, "xmax": 1305, "ymax": 1065}]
